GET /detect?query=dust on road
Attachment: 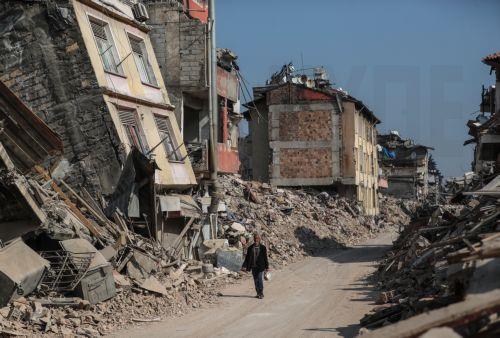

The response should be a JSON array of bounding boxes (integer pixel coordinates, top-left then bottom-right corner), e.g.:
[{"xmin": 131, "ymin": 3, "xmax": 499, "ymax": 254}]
[{"xmin": 110, "ymin": 231, "xmax": 396, "ymax": 338}]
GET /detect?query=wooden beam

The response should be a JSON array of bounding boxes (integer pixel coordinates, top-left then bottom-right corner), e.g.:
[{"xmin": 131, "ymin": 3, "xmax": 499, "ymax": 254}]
[
  {"xmin": 363, "ymin": 290, "xmax": 500, "ymax": 338},
  {"xmin": 59, "ymin": 179, "xmax": 120, "ymax": 237},
  {"xmin": 34, "ymin": 166, "xmax": 104, "ymax": 245},
  {"xmin": 171, "ymin": 217, "xmax": 196, "ymax": 256},
  {"xmin": 0, "ymin": 141, "xmax": 15, "ymax": 170}
]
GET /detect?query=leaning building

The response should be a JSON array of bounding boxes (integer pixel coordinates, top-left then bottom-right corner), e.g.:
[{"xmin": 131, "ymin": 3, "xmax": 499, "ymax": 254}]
[{"xmin": 0, "ymin": 0, "xmax": 197, "ymax": 246}]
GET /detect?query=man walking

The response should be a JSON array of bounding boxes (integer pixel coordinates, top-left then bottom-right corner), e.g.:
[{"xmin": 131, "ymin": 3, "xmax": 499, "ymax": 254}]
[{"xmin": 242, "ymin": 232, "xmax": 269, "ymax": 299}]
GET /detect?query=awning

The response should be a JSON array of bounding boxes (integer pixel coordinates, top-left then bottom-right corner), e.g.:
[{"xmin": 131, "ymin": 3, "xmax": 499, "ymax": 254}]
[{"xmin": 159, "ymin": 194, "xmax": 201, "ymax": 218}]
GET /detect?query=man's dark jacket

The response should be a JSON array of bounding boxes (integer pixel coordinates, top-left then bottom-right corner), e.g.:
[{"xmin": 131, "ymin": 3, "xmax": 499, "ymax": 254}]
[{"xmin": 242, "ymin": 243, "xmax": 269, "ymax": 272}]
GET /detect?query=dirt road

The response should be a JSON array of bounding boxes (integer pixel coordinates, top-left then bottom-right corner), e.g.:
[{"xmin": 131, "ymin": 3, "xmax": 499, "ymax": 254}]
[{"xmin": 111, "ymin": 231, "xmax": 396, "ymax": 338}]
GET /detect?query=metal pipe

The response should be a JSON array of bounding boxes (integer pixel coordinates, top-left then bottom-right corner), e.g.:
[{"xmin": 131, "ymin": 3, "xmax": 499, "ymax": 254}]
[
  {"xmin": 208, "ymin": 0, "xmax": 220, "ymax": 216},
  {"xmin": 208, "ymin": 0, "xmax": 218, "ymax": 182}
]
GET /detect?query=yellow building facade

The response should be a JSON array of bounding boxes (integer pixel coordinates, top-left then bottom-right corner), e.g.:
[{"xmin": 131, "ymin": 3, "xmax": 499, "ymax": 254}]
[
  {"xmin": 72, "ymin": 0, "xmax": 196, "ymax": 188},
  {"xmin": 341, "ymin": 100, "xmax": 379, "ymax": 215}
]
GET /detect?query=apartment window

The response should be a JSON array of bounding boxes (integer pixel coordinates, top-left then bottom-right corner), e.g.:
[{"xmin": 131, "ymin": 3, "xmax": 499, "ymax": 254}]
[
  {"xmin": 154, "ymin": 115, "xmax": 182, "ymax": 161},
  {"xmin": 128, "ymin": 35, "xmax": 157, "ymax": 86},
  {"xmin": 118, "ymin": 110, "xmax": 148, "ymax": 154},
  {"xmin": 359, "ymin": 145, "xmax": 365, "ymax": 173},
  {"xmin": 90, "ymin": 19, "xmax": 123, "ymax": 75}
]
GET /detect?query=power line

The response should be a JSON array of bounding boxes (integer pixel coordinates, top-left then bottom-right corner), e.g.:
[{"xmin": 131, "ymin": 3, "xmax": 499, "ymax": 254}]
[{"xmin": 236, "ymin": 70, "xmax": 268, "ymax": 124}]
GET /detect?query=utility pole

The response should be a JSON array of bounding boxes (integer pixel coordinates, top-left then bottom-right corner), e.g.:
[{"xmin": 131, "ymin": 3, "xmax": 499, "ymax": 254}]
[{"xmin": 208, "ymin": 0, "xmax": 220, "ymax": 215}]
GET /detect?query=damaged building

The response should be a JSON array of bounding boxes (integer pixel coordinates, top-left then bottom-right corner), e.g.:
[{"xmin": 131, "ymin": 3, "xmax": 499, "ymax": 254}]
[
  {"xmin": 0, "ymin": 0, "xmax": 204, "ymax": 248},
  {"xmin": 377, "ymin": 131, "xmax": 433, "ymax": 200},
  {"xmin": 244, "ymin": 64, "xmax": 380, "ymax": 215},
  {"xmin": 0, "ymin": 79, "xmax": 117, "ymax": 307},
  {"xmin": 0, "ymin": 81, "xmax": 64, "ymax": 244},
  {"xmin": 465, "ymin": 52, "xmax": 500, "ymax": 177},
  {"xmin": 145, "ymin": 0, "xmax": 243, "ymax": 176}
]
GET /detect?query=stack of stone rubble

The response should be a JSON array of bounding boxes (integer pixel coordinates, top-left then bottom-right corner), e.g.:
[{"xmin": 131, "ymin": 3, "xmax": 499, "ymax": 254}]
[{"xmin": 218, "ymin": 174, "xmax": 414, "ymax": 267}]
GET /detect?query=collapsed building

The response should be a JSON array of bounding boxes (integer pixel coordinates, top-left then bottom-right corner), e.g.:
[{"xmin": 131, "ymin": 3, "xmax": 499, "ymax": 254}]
[
  {"xmin": 0, "ymin": 79, "xmax": 121, "ymax": 307},
  {"xmin": 145, "ymin": 0, "xmax": 243, "ymax": 176},
  {"xmin": 243, "ymin": 64, "xmax": 381, "ymax": 215},
  {"xmin": 0, "ymin": 0, "xmax": 209, "ymax": 249},
  {"xmin": 0, "ymin": 81, "xmax": 64, "ymax": 244},
  {"xmin": 377, "ymin": 131, "xmax": 434, "ymax": 200},
  {"xmin": 0, "ymin": 77, "xmax": 237, "ymax": 333},
  {"xmin": 465, "ymin": 52, "xmax": 500, "ymax": 178}
]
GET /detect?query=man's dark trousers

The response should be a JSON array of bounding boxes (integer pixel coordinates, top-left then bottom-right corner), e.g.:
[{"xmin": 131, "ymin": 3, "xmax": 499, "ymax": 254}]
[{"xmin": 252, "ymin": 268, "xmax": 264, "ymax": 296}]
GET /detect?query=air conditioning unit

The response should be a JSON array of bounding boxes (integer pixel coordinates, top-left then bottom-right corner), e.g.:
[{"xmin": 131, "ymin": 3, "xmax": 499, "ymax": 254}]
[{"xmin": 132, "ymin": 2, "xmax": 149, "ymax": 22}]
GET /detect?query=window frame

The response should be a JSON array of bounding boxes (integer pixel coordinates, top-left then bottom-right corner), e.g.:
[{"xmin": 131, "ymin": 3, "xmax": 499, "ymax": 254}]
[
  {"xmin": 117, "ymin": 108, "xmax": 149, "ymax": 154},
  {"xmin": 153, "ymin": 114, "xmax": 183, "ymax": 163},
  {"xmin": 87, "ymin": 15, "xmax": 124, "ymax": 76},
  {"xmin": 126, "ymin": 33, "xmax": 158, "ymax": 87}
]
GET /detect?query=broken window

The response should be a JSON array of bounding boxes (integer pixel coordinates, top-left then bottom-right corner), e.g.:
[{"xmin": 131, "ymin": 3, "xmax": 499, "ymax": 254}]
[
  {"xmin": 154, "ymin": 115, "xmax": 182, "ymax": 161},
  {"xmin": 90, "ymin": 19, "xmax": 123, "ymax": 75},
  {"xmin": 128, "ymin": 35, "xmax": 157, "ymax": 86},
  {"xmin": 118, "ymin": 110, "xmax": 148, "ymax": 154}
]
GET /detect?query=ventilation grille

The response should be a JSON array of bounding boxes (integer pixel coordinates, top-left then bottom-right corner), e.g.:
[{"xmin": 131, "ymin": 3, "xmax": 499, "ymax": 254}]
[
  {"xmin": 118, "ymin": 110, "xmax": 136, "ymax": 125},
  {"xmin": 154, "ymin": 115, "xmax": 169, "ymax": 132}
]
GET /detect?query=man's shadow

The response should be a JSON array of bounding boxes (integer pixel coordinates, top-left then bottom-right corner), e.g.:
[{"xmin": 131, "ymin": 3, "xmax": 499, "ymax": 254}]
[{"xmin": 218, "ymin": 293, "xmax": 256, "ymax": 299}]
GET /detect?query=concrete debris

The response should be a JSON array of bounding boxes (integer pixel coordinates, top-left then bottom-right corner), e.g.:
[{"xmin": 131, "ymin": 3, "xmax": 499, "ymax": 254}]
[
  {"xmin": 230, "ymin": 222, "xmax": 246, "ymax": 233},
  {"xmin": 112, "ymin": 271, "xmax": 131, "ymax": 289},
  {"xmin": 0, "ymin": 239, "xmax": 50, "ymax": 307},
  {"xmin": 136, "ymin": 276, "xmax": 168, "ymax": 296},
  {"xmin": 201, "ymin": 239, "xmax": 229, "ymax": 255},
  {"xmin": 216, "ymin": 248, "xmax": 244, "ymax": 272},
  {"xmin": 219, "ymin": 174, "xmax": 414, "ymax": 267},
  {"xmin": 360, "ymin": 175, "xmax": 500, "ymax": 338}
]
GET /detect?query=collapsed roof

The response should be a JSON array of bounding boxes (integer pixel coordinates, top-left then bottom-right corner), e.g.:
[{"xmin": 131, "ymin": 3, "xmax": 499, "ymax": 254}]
[
  {"xmin": 0, "ymin": 81, "xmax": 63, "ymax": 173},
  {"xmin": 378, "ymin": 132, "xmax": 433, "ymax": 164},
  {"xmin": 0, "ymin": 80, "xmax": 63, "ymax": 242}
]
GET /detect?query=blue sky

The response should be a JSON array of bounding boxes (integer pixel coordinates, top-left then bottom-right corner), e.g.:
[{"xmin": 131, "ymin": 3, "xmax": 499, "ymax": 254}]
[{"xmin": 216, "ymin": 0, "xmax": 500, "ymax": 177}]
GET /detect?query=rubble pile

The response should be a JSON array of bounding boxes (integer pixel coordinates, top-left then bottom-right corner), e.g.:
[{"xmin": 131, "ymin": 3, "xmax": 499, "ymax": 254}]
[
  {"xmin": 0, "ymin": 169, "xmax": 244, "ymax": 336},
  {"xmin": 360, "ymin": 176, "xmax": 500, "ymax": 338},
  {"xmin": 0, "ymin": 264, "xmax": 239, "ymax": 336},
  {"xmin": 218, "ymin": 175, "xmax": 413, "ymax": 267},
  {"xmin": 0, "ymin": 172, "xmax": 414, "ymax": 336}
]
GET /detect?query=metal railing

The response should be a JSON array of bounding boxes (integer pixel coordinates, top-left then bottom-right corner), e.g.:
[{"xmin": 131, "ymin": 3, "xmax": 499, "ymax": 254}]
[{"xmin": 39, "ymin": 251, "xmax": 95, "ymax": 292}]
